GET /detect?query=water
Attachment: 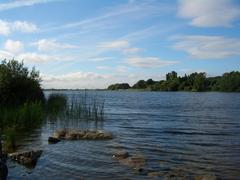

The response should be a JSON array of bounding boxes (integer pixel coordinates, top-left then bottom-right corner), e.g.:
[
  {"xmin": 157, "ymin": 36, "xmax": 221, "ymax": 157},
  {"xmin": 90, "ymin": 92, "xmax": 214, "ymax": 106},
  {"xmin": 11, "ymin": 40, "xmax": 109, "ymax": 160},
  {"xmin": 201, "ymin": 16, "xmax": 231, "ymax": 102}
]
[{"xmin": 8, "ymin": 91, "xmax": 240, "ymax": 179}]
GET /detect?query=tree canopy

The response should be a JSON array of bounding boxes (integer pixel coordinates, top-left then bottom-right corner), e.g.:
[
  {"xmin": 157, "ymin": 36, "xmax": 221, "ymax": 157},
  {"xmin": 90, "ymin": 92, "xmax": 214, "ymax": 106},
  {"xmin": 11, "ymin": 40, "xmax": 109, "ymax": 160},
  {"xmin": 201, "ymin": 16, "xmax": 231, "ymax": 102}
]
[
  {"xmin": 107, "ymin": 83, "xmax": 130, "ymax": 90},
  {"xmin": 107, "ymin": 71, "xmax": 240, "ymax": 92},
  {"xmin": 0, "ymin": 60, "xmax": 45, "ymax": 107}
]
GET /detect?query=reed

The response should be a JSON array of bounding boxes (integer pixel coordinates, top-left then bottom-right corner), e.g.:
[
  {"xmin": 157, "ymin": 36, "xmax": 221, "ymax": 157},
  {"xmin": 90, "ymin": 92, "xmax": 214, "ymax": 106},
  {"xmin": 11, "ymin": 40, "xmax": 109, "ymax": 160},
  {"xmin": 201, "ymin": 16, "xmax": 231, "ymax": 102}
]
[
  {"xmin": 0, "ymin": 102, "xmax": 44, "ymax": 152},
  {"xmin": 66, "ymin": 94, "xmax": 105, "ymax": 121},
  {"xmin": 46, "ymin": 92, "xmax": 105, "ymax": 121}
]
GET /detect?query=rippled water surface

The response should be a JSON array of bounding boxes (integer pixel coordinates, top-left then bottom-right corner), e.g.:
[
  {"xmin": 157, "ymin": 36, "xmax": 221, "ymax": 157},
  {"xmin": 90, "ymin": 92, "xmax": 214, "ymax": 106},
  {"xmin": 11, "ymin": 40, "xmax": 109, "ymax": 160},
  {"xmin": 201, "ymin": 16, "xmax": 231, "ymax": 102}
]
[{"xmin": 8, "ymin": 91, "xmax": 240, "ymax": 179}]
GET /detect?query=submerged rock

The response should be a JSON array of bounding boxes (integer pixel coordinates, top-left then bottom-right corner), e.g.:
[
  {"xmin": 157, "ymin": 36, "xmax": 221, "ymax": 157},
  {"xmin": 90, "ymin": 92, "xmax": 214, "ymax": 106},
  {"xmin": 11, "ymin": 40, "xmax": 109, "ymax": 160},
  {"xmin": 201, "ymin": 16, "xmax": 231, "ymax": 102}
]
[
  {"xmin": 128, "ymin": 155, "xmax": 146, "ymax": 170},
  {"xmin": 164, "ymin": 168, "xmax": 191, "ymax": 179},
  {"xmin": 112, "ymin": 151, "xmax": 129, "ymax": 159},
  {"xmin": 52, "ymin": 129, "xmax": 113, "ymax": 141},
  {"xmin": 148, "ymin": 171, "xmax": 164, "ymax": 177},
  {"xmin": 8, "ymin": 150, "xmax": 43, "ymax": 168},
  {"xmin": 114, "ymin": 151, "xmax": 147, "ymax": 173},
  {"xmin": 48, "ymin": 137, "xmax": 61, "ymax": 144},
  {"xmin": 195, "ymin": 175, "xmax": 217, "ymax": 180}
]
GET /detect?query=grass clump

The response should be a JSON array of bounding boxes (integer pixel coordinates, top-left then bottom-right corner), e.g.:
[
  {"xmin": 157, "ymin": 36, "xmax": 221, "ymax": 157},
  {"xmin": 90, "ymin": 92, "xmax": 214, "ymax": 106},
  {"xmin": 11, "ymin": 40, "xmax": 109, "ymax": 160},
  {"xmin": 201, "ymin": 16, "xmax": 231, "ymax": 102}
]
[
  {"xmin": 46, "ymin": 94, "xmax": 67, "ymax": 115},
  {"xmin": 0, "ymin": 102, "xmax": 44, "ymax": 152},
  {"xmin": 66, "ymin": 94, "xmax": 105, "ymax": 121}
]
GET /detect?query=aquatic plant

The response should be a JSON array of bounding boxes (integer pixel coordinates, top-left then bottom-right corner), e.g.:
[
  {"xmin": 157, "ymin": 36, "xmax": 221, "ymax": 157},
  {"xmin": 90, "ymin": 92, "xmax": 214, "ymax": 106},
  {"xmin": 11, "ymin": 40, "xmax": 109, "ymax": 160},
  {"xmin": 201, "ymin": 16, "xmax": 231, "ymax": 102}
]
[
  {"xmin": 0, "ymin": 102, "xmax": 44, "ymax": 151},
  {"xmin": 46, "ymin": 94, "xmax": 67, "ymax": 115},
  {"xmin": 65, "ymin": 93, "xmax": 105, "ymax": 121}
]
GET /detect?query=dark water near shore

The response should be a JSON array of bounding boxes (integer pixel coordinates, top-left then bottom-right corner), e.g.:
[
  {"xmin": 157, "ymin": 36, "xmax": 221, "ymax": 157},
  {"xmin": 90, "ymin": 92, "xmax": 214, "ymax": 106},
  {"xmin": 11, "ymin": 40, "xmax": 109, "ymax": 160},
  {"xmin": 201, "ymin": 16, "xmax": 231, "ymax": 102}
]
[{"xmin": 8, "ymin": 91, "xmax": 240, "ymax": 179}]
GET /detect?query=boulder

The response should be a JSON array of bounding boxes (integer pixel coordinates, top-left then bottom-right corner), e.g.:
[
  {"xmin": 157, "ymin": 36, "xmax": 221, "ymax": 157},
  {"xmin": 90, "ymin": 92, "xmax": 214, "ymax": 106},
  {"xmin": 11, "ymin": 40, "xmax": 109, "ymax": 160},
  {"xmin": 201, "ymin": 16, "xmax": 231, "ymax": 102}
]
[
  {"xmin": 112, "ymin": 151, "xmax": 129, "ymax": 159},
  {"xmin": 48, "ymin": 137, "xmax": 60, "ymax": 144},
  {"xmin": 8, "ymin": 150, "xmax": 43, "ymax": 168}
]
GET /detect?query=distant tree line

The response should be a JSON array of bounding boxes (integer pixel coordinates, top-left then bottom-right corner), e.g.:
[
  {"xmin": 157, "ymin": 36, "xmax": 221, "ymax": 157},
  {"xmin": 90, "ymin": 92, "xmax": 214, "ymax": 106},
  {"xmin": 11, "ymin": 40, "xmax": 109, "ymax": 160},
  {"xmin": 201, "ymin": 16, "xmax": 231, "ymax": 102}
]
[{"xmin": 107, "ymin": 71, "xmax": 240, "ymax": 92}]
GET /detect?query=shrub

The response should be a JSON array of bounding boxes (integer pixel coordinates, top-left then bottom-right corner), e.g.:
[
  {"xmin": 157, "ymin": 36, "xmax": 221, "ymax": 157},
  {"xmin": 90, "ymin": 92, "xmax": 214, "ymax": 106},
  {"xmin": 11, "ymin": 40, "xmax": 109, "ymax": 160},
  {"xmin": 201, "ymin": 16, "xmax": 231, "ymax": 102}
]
[{"xmin": 0, "ymin": 59, "xmax": 45, "ymax": 107}]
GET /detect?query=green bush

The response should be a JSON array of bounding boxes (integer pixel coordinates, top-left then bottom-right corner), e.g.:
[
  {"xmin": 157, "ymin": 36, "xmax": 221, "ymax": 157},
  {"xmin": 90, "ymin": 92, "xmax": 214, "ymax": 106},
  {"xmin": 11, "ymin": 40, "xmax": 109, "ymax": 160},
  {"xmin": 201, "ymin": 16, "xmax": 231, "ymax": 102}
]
[{"xmin": 0, "ymin": 59, "xmax": 45, "ymax": 107}]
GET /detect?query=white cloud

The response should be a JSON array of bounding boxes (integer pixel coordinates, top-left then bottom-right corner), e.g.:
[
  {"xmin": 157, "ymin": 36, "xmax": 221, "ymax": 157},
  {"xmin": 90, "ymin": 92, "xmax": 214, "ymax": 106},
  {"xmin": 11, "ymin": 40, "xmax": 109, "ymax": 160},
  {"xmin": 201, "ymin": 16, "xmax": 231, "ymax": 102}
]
[
  {"xmin": 18, "ymin": 53, "xmax": 58, "ymax": 63},
  {"xmin": 52, "ymin": 1, "xmax": 173, "ymax": 32},
  {"xmin": 0, "ymin": 0, "xmax": 60, "ymax": 11},
  {"xmin": 96, "ymin": 66, "xmax": 111, "ymax": 70},
  {"xmin": 116, "ymin": 65, "xmax": 128, "ymax": 73},
  {"xmin": 42, "ymin": 71, "xmax": 111, "ymax": 89},
  {"xmin": 17, "ymin": 53, "xmax": 75, "ymax": 63},
  {"xmin": 12, "ymin": 21, "xmax": 38, "ymax": 33},
  {"xmin": 0, "ymin": 50, "xmax": 14, "ymax": 60},
  {"xmin": 0, "ymin": 19, "xmax": 37, "ymax": 35},
  {"xmin": 33, "ymin": 39, "xmax": 79, "ymax": 52},
  {"xmin": 127, "ymin": 57, "xmax": 178, "ymax": 68},
  {"xmin": 41, "ymin": 71, "xmax": 165, "ymax": 89},
  {"xmin": 97, "ymin": 40, "xmax": 141, "ymax": 55},
  {"xmin": 98, "ymin": 40, "xmax": 129, "ymax": 50},
  {"xmin": 172, "ymin": 35, "xmax": 240, "ymax": 59},
  {"xmin": 4, "ymin": 40, "xmax": 24, "ymax": 54},
  {"xmin": 88, "ymin": 57, "xmax": 115, "ymax": 62},
  {"xmin": 0, "ymin": 20, "xmax": 10, "ymax": 35},
  {"xmin": 123, "ymin": 47, "xmax": 140, "ymax": 54},
  {"xmin": 178, "ymin": 0, "xmax": 240, "ymax": 27}
]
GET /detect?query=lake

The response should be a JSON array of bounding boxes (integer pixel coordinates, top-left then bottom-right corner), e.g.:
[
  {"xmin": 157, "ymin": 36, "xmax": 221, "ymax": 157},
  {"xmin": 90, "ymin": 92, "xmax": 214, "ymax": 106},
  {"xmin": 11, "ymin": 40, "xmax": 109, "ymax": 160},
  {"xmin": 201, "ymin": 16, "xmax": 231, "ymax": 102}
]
[{"xmin": 8, "ymin": 91, "xmax": 240, "ymax": 179}]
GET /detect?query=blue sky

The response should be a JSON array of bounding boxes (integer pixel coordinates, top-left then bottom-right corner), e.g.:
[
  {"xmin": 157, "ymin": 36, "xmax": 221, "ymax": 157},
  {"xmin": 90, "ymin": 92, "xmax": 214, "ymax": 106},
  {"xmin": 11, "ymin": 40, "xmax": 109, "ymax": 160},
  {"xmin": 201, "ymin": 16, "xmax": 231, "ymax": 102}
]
[{"xmin": 0, "ymin": 0, "xmax": 240, "ymax": 88}]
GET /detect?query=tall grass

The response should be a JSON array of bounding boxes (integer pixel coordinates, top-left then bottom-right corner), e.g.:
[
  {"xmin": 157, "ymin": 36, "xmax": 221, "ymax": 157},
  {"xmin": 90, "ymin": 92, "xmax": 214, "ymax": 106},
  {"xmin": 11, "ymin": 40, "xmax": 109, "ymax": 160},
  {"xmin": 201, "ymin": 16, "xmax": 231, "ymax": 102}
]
[
  {"xmin": 45, "ymin": 91, "xmax": 105, "ymax": 121},
  {"xmin": 0, "ymin": 102, "xmax": 44, "ymax": 152},
  {"xmin": 0, "ymin": 91, "xmax": 105, "ymax": 151},
  {"xmin": 66, "ymin": 93, "xmax": 105, "ymax": 121}
]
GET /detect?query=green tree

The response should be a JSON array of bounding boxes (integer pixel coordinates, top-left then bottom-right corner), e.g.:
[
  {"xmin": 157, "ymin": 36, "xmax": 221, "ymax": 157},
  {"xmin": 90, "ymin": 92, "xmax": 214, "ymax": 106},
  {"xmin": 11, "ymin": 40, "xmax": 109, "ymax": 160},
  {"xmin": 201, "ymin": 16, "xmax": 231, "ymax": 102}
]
[
  {"xmin": 132, "ymin": 80, "xmax": 146, "ymax": 89},
  {"xmin": 0, "ymin": 60, "xmax": 45, "ymax": 107},
  {"xmin": 192, "ymin": 72, "xmax": 206, "ymax": 91},
  {"xmin": 214, "ymin": 71, "xmax": 240, "ymax": 92},
  {"xmin": 107, "ymin": 83, "xmax": 130, "ymax": 90},
  {"xmin": 166, "ymin": 71, "xmax": 177, "ymax": 81}
]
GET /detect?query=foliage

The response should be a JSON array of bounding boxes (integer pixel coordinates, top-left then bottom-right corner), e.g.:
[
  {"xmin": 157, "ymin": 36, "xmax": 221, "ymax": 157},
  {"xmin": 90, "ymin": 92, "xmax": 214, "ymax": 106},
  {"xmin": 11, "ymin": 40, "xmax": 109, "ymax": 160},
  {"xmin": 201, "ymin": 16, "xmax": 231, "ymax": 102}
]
[
  {"xmin": 107, "ymin": 71, "xmax": 240, "ymax": 92},
  {"xmin": 107, "ymin": 83, "xmax": 130, "ymax": 90},
  {"xmin": 0, "ymin": 59, "xmax": 45, "ymax": 107},
  {"xmin": 132, "ymin": 80, "xmax": 147, "ymax": 89},
  {"xmin": 45, "ymin": 91, "xmax": 105, "ymax": 124},
  {"xmin": 46, "ymin": 94, "xmax": 67, "ymax": 114},
  {"xmin": 0, "ymin": 102, "xmax": 44, "ymax": 151},
  {"xmin": 66, "ymin": 94, "xmax": 105, "ymax": 121}
]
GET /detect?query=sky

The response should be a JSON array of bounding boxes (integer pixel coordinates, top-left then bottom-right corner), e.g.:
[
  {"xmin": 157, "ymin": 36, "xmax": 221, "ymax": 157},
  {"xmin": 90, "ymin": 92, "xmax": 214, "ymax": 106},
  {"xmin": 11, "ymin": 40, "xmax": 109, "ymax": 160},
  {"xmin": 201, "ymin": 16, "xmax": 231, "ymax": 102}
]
[{"xmin": 0, "ymin": 0, "xmax": 240, "ymax": 89}]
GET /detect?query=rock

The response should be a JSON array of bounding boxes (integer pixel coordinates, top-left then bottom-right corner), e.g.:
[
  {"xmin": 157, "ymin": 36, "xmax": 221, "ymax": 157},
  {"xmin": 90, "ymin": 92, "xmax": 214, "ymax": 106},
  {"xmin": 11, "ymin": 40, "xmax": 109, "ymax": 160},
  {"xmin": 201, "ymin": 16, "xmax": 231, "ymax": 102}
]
[
  {"xmin": 195, "ymin": 175, "xmax": 217, "ymax": 180},
  {"xmin": 0, "ymin": 158, "xmax": 8, "ymax": 180},
  {"xmin": 52, "ymin": 129, "xmax": 113, "ymax": 141},
  {"xmin": 82, "ymin": 131, "xmax": 98, "ymax": 140},
  {"xmin": 128, "ymin": 155, "xmax": 146, "ymax": 170},
  {"xmin": 48, "ymin": 137, "xmax": 60, "ymax": 144},
  {"xmin": 113, "ymin": 151, "xmax": 129, "ymax": 159},
  {"xmin": 117, "ymin": 154, "xmax": 146, "ymax": 172},
  {"xmin": 164, "ymin": 168, "xmax": 189, "ymax": 179},
  {"xmin": 8, "ymin": 150, "xmax": 43, "ymax": 168},
  {"xmin": 148, "ymin": 171, "xmax": 164, "ymax": 177},
  {"xmin": 53, "ymin": 129, "xmax": 67, "ymax": 139},
  {"xmin": 65, "ymin": 131, "xmax": 78, "ymax": 140}
]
